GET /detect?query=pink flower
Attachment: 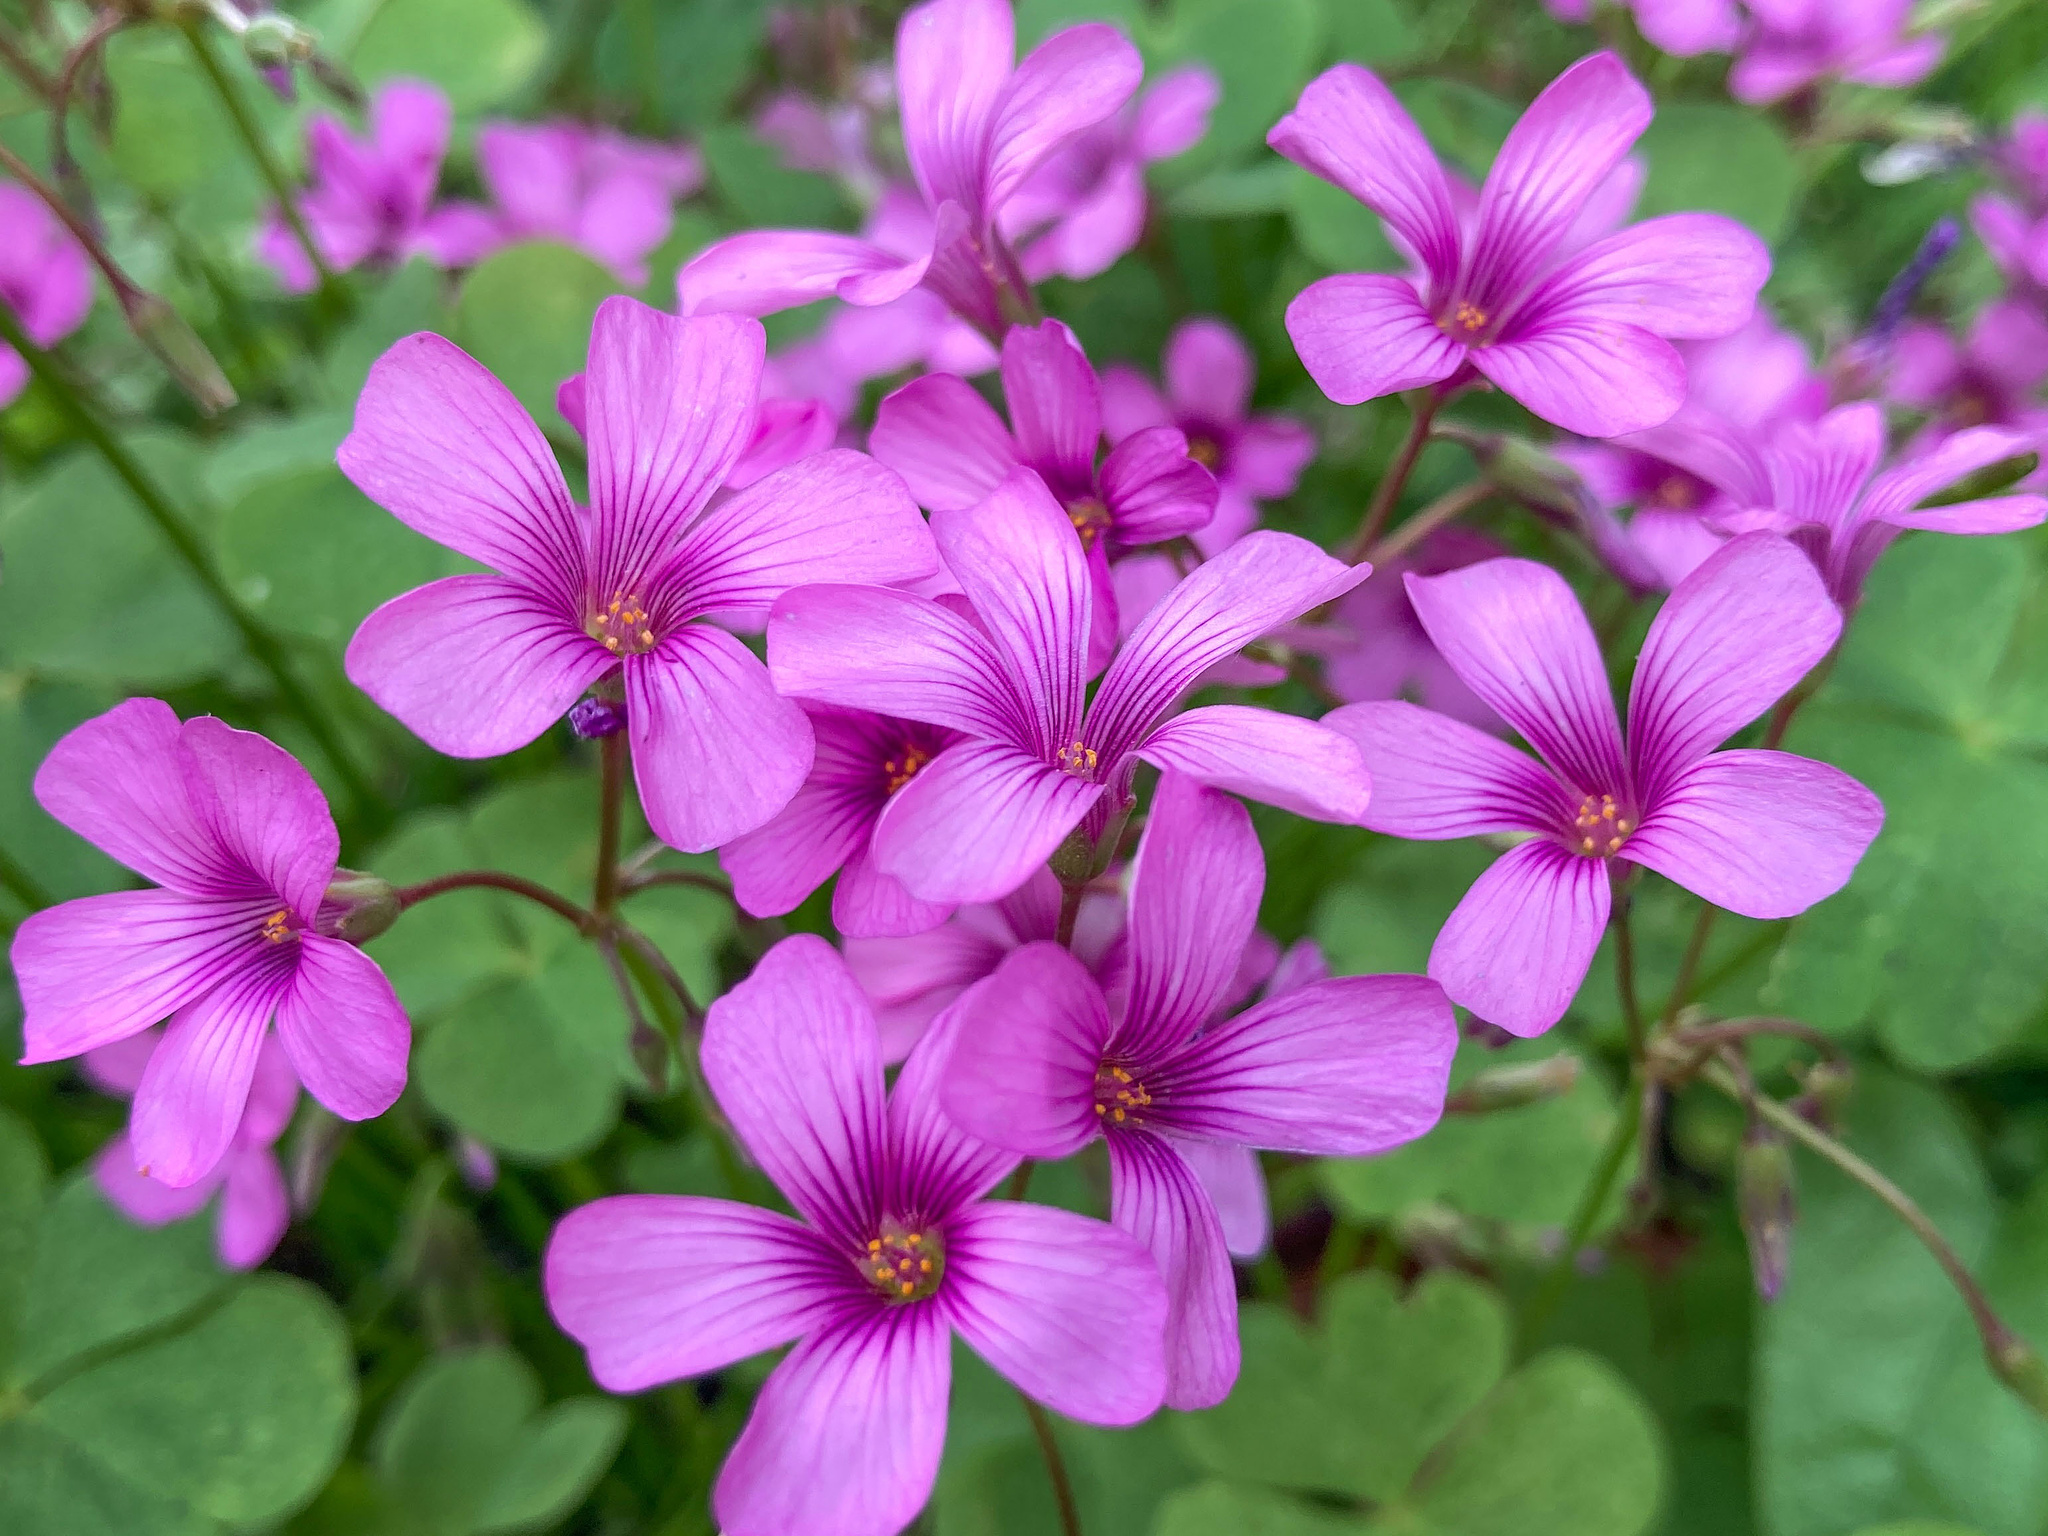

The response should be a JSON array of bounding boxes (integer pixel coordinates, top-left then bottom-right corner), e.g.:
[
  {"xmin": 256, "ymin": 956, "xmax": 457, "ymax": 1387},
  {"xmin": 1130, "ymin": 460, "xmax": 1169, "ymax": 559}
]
[
  {"xmin": 1729, "ymin": 0, "xmax": 1943, "ymax": 106},
  {"xmin": 940, "ymin": 774, "xmax": 1456, "ymax": 1406},
  {"xmin": 675, "ymin": 0, "xmax": 1142, "ymax": 335},
  {"xmin": 871, "ymin": 318, "xmax": 1218, "ymax": 667},
  {"xmin": 256, "ymin": 80, "xmax": 496, "ymax": 292},
  {"xmin": 340, "ymin": 298, "xmax": 934, "ymax": 853},
  {"xmin": 1100, "ymin": 317, "xmax": 1317, "ymax": 555},
  {"xmin": 1543, "ymin": 0, "xmax": 1742, "ymax": 57},
  {"xmin": 85, "ymin": 1027, "xmax": 298, "ymax": 1269},
  {"xmin": 1268, "ymin": 52, "xmax": 1769, "ymax": 436},
  {"xmin": 544, "ymin": 935, "xmax": 1166, "ymax": 1536},
  {"xmin": 11, "ymin": 700, "xmax": 410, "ymax": 1187},
  {"xmin": 768, "ymin": 467, "xmax": 1371, "ymax": 904},
  {"xmin": 0, "ymin": 181, "xmax": 93, "ymax": 407},
  {"xmin": 1889, "ymin": 299, "xmax": 2048, "ymax": 444},
  {"xmin": 1327, "ymin": 535, "xmax": 1884, "ymax": 1036},
  {"xmin": 476, "ymin": 121, "xmax": 704, "ymax": 285},
  {"xmin": 999, "ymin": 64, "xmax": 1219, "ymax": 282}
]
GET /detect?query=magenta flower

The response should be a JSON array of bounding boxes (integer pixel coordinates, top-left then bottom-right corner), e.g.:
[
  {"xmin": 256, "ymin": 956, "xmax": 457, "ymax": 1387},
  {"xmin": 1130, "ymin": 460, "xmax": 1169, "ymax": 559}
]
[
  {"xmin": 1100, "ymin": 317, "xmax": 1317, "ymax": 555},
  {"xmin": 1889, "ymin": 299, "xmax": 2048, "ymax": 443},
  {"xmin": 675, "ymin": 0, "xmax": 1141, "ymax": 335},
  {"xmin": 941, "ymin": 773, "xmax": 1456, "ymax": 1406},
  {"xmin": 545, "ymin": 935, "xmax": 1166, "ymax": 1536},
  {"xmin": 769, "ymin": 466, "xmax": 1370, "ymax": 904},
  {"xmin": 0, "ymin": 181, "xmax": 92, "ymax": 408},
  {"xmin": 476, "ymin": 121, "xmax": 704, "ymax": 285},
  {"xmin": 256, "ymin": 80, "xmax": 496, "ymax": 292},
  {"xmin": 341, "ymin": 297, "xmax": 934, "ymax": 853},
  {"xmin": 11, "ymin": 700, "xmax": 410, "ymax": 1186},
  {"xmin": 871, "ymin": 318, "xmax": 1217, "ymax": 666},
  {"xmin": 998, "ymin": 64, "xmax": 1219, "ymax": 282},
  {"xmin": 1543, "ymin": 0, "xmax": 1741, "ymax": 57},
  {"xmin": 1971, "ymin": 117, "xmax": 2048, "ymax": 297},
  {"xmin": 1326, "ymin": 535, "xmax": 1884, "ymax": 1036},
  {"xmin": 1728, "ymin": 0, "xmax": 1943, "ymax": 106},
  {"xmin": 1268, "ymin": 52, "xmax": 1769, "ymax": 436},
  {"xmin": 1675, "ymin": 402, "xmax": 2048, "ymax": 606},
  {"xmin": 85, "ymin": 1026, "xmax": 297, "ymax": 1269}
]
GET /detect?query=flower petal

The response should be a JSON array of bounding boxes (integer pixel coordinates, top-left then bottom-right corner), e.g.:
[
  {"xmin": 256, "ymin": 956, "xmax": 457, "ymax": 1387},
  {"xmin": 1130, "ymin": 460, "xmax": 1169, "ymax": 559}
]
[
  {"xmin": 676, "ymin": 230, "xmax": 930, "ymax": 317},
  {"xmin": 1136, "ymin": 705, "xmax": 1372, "ymax": 824},
  {"xmin": 870, "ymin": 373, "xmax": 1020, "ymax": 511},
  {"xmin": 175, "ymin": 717, "xmax": 339, "ymax": 924},
  {"xmin": 1106, "ymin": 1130, "xmax": 1238, "ymax": 1410},
  {"xmin": 1624, "ymin": 749, "xmax": 1882, "ymax": 920},
  {"xmin": 545, "ymin": 1194, "xmax": 849, "ymax": 1391},
  {"xmin": 727, "ymin": 397, "xmax": 840, "ymax": 490},
  {"xmin": 1099, "ymin": 364, "xmax": 1172, "ymax": 443},
  {"xmin": 720, "ymin": 753, "xmax": 877, "ymax": 921},
  {"xmin": 132, "ymin": 957, "xmax": 291, "ymax": 1187},
  {"xmin": 1132, "ymin": 65, "xmax": 1221, "ymax": 162},
  {"xmin": 897, "ymin": 0, "xmax": 1015, "ymax": 212},
  {"xmin": 872, "ymin": 740, "xmax": 1104, "ymax": 905},
  {"xmin": 1517, "ymin": 213, "xmax": 1768, "ymax": 341},
  {"xmin": 703, "ymin": 934, "xmax": 888, "ymax": 1246},
  {"xmin": 94, "ymin": 1133, "xmax": 219, "ymax": 1226},
  {"xmin": 1174, "ymin": 1139, "xmax": 1269, "ymax": 1258},
  {"xmin": 833, "ymin": 845, "xmax": 956, "ymax": 941},
  {"xmin": 985, "ymin": 23, "xmax": 1144, "ymax": 214},
  {"xmin": 1470, "ymin": 316, "xmax": 1685, "ymax": 437},
  {"xmin": 1404, "ymin": 558, "xmax": 1627, "ymax": 796},
  {"xmin": 941, "ymin": 1199, "xmax": 1167, "ymax": 1424},
  {"xmin": 1428, "ymin": 840, "xmax": 1610, "ymax": 1037},
  {"xmin": 887, "ymin": 993, "xmax": 1023, "ymax": 1219},
  {"xmin": 1861, "ymin": 425, "xmax": 2048, "ymax": 529},
  {"xmin": 999, "ymin": 320, "xmax": 1101, "ymax": 493},
  {"xmin": 346, "ymin": 576, "xmax": 612, "ymax": 759},
  {"xmin": 1324, "ymin": 700, "xmax": 1570, "ymax": 837},
  {"xmin": 1763, "ymin": 403, "xmax": 1886, "ymax": 527},
  {"xmin": 274, "ymin": 934, "xmax": 409, "ymax": 1121},
  {"xmin": 939, "ymin": 942, "xmax": 1110, "ymax": 1160},
  {"xmin": 216, "ymin": 1148, "xmax": 289, "ymax": 1269},
  {"xmin": 1100, "ymin": 428, "xmax": 1218, "ymax": 545},
  {"xmin": 1283, "ymin": 274, "xmax": 1464, "ymax": 407}
]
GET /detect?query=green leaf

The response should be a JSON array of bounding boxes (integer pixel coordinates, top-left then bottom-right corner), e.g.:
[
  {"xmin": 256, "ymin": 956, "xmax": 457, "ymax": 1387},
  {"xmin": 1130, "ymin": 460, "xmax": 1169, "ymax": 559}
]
[
  {"xmin": 454, "ymin": 242, "xmax": 621, "ymax": 433},
  {"xmin": 345, "ymin": 0, "xmax": 547, "ymax": 111},
  {"xmin": 1286, "ymin": 168, "xmax": 1400, "ymax": 273},
  {"xmin": 1154, "ymin": 0, "xmax": 1322, "ymax": 176},
  {"xmin": 1156, "ymin": 1483, "xmax": 1364, "ymax": 1536},
  {"xmin": 472, "ymin": 1400, "xmax": 628, "ymax": 1533},
  {"xmin": 1324, "ymin": 0, "xmax": 1428, "ymax": 67},
  {"xmin": 699, "ymin": 125, "xmax": 855, "ymax": 230},
  {"xmin": 322, "ymin": 260, "xmax": 455, "ymax": 404},
  {"xmin": 1391, "ymin": 78, "xmax": 1519, "ymax": 179},
  {"xmin": 1174, "ymin": 1270, "xmax": 1510, "ymax": 1501},
  {"xmin": 102, "ymin": 30, "xmax": 262, "ymax": 211},
  {"xmin": 591, "ymin": 0, "xmax": 772, "ymax": 129},
  {"xmin": 1635, "ymin": 104, "xmax": 1800, "ymax": 244},
  {"xmin": 0, "ymin": 1109, "xmax": 48, "ymax": 1376},
  {"xmin": 0, "ymin": 1417, "xmax": 214, "ymax": 1536},
  {"xmin": 0, "ymin": 682, "xmax": 124, "ymax": 903}
]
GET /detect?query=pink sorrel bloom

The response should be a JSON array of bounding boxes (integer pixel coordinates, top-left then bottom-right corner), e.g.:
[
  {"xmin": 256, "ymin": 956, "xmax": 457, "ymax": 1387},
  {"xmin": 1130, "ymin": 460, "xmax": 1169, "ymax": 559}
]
[
  {"xmin": 85, "ymin": 1026, "xmax": 297, "ymax": 1269},
  {"xmin": 675, "ymin": 0, "xmax": 1141, "ymax": 335},
  {"xmin": 998, "ymin": 64, "xmax": 1219, "ymax": 282},
  {"xmin": 256, "ymin": 80, "xmax": 496, "ymax": 292},
  {"xmin": 1317, "ymin": 527, "xmax": 1506, "ymax": 730},
  {"xmin": 1889, "ymin": 299, "xmax": 2048, "ymax": 444},
  {"xmin": 1327, "ymin": 535, "xmax": 1884, "ymax": 1036},
  {"xmin": 545, "ymin": 935, "xmax": 1166, "ymax": 1536},
  {"xmin": 768, "ymin": 466, "xmax": 1371, "ymax": 903},
  {"xmin": 1670, "ymin": 402, "xmax": 2048, "ymax": 606},
  {"xmin": 1101, "ymin": 317, "xmax": 1317, "ymax": 555},
  {"xmin": 11, "ymin": 700, "xmax": 410, "ymax": 1186},
  {"xmin": 941, "ymin": 773, "xmax": 1456, "ymax": 1406},
  {"xmin": 476, "ymin": 121, "xmax": 704, "ymax": 285},
  {"xmin": 1268, "ymin": 53, "xmax": 1769, "ymax": 437},
  {"xmin": 1970, "ymin": 117, "xmax": 2048, "ymax": 298},
  {"xmin": 871, "ymin": 318, "xmax": 1217, "ymax": 666},
  {"xmin": 341, "ymin": 297, "xmax": 933, "ymax": 853},
  {"xmin": 0, "ymin": 180, "xmax": 92, "ymax": 408},
  {"xmin": 1543, "ymin": 0, "xmax": 1741, "ymax": 57},
  {"xmin": 1728, "ymin": 0, "xmax": 1943, "ymax": 106},
  {"xmin": 553, "ymin": 368, "xmax": 836, "ymax": 493}
]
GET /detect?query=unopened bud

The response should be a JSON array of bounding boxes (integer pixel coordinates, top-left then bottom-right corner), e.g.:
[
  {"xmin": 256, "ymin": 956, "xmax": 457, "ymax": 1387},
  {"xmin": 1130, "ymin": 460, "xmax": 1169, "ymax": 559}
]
[
  {"xmin": 121, "ymin": 290, "xmax": 236, "ymax": 415},
  {"xmin": 1437, "ymin": 423, "xmax": 1586, "ymax": 520},
  {"xmin": 241, "ymin": 13, "xmax": 311, "ymax": 67},
  {"xmin": 1991, "ymin": 1332, "xmax": 2048, "ymax": 1418},
  {"xmin": 315, "ymin": 870, "xmax": 399, "ymax": 944},
  {"xmin": 1047, "ymin": 824, "xmax": 1095, "ymax": 887},
  {"xmin": 569, "ymin": 696, "xmax": 626, "ymax": 739},
  {"xmin": 631, "ymin": 1020, "xmax": 672, "ymax": 1095},
  {"xmin": 1737, "ymin": 1124, "xmax": 1797, "ymax": 1301},
  {"xmin": 1791, "ymin": 1057, "xmax": 1854, "ymax": 1130},
  {"xmin": 1446, "ymin": 1053, "xmax": 1579, "ymax": 1114},
  {"xmin": 454, "ymin": 1134, "xmax": 498, "ymax": 1192},
  {"xmin": 308, "ymin": 52, "xmax": 365, "ymax": 109}
]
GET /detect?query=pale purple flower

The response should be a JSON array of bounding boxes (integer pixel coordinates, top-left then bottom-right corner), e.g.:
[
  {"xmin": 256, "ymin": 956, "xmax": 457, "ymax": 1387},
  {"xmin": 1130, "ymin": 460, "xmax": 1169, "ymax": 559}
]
[
  {"xmin": 941, "ymin": 773, "xmax": 1456, "ymax": 1406},
  {"xmin": 1728, "ymin": 0, "xmax": 1943, "ymax": 106},
  {"xmin": 1100, "ymin": 317, "xmax": 1316, "ymax": 556},
  {"xmin": 1676, "ymin": 401, "xmax": 2048, "ymax": 606},
  {"xmin": 545, "ymin": 934, "xmax": 1166, "ymax": 1536},
  {"xmin": 1889, "ymin": 299, "xmax": 2048, "ymax": 444},
  {"xmin": 1268, "ymin": 52, "xmax": 1770, "ymax": 437},
  {"xmin": 256, "ymin": 80, "xmax": 496, "ymax": 292},
  {"xmin": 998, "ymin": 64, "xmax": 1220, "ymax": 282},
  {"xmin": 675, "ymin": 0, "xmax": 1141, "ymax": 336},
  {"xmin": 1327, "ymin": 535, "xmax": 1884, "ymax": 1036},
  {"xmin": 871, "ymin": 318, "xmax": 1217, "ymax": 667},
  {"xmin": 85, "ymin": 1027, "xmax": 297, "ymax": 1269},
  {"xmin": 0, "ymin": 181, "xmax": 93, "ymax": 408},
  {"xmin": 341, "ymin": 298, "xmax": 934, "ymax": 853},
  {"xmin": 1543, "ymin": 0, "xmax": 1742, "ymax": 57},
  {"xmin": 768, "ymin": 466, "xmax": 1371, "ymax": 904},
  {"xmin": 476, "ymin": 121, "xmax": 704, "ymax": 285},
  {"xmin": 11, "ymin": 700, "xmax": 410, "ymax": 1187}
]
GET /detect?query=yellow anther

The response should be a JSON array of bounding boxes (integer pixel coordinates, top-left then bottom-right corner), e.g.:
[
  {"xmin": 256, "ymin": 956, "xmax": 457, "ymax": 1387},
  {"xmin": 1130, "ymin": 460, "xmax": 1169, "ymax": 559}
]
[{"xmin": 258, "ymin": 909, "xmax": 296, "ymax": 944}]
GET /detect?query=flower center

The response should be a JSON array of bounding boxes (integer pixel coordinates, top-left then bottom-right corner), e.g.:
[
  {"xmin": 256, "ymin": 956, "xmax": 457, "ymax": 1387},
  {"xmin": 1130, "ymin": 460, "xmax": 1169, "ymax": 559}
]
[
  {"xmin": 1439, "ymin": 300, "xmax": 1490, "ymax": 341},
  {"xmin": 881, "ymin": 741, "xmax": 932, "ymax": 794},
  {"xmin": 1094, "ymin": 1061, "xmax": 1152, "ymax": 1127},
  {"xmin": 586, "ymin": 593, "xmax": 658, "ymax": 656},
  {"xmin": 1055, "ymin": 740, "xmax": 1100, "ymax": 779},
  {"xmin": 1066, "ymin": 496, "xmax": 1113, "ymax": 549},
  {"xmin": 1571, "ymin": 792, "xmax": 1634, "ymax": 857},
  {"xmin": 1186, "ymin": 434, "xmax": 1222, "ymax": 471},
  {"xmin": 860, "ymin": 1220, "xmax": 945, "ymax": 1303},
  {"xmin": 1652, "ymin": 474, "xmax": 1700, "ymax": 509},
  {"xmin": 257, "ymin": 908, "xmax": 299, "ymax": 944}
]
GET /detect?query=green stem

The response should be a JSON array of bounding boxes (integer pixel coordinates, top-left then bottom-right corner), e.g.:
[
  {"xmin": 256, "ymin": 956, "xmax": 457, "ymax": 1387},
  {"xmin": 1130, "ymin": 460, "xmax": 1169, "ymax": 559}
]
[
  {"xmin": 1054, "ymin": 881, "xmax": 1085, "ymax": 949},
  {"xmin": 1519, "ymin": 1083, "xmax": 1643, "ymax": 1341},
  {"xmin": 1345, "ymin": 389, "xmax": 1444, "ymax": 561},
  {"xmin": 594, "ymin": 731, "xmax": 626, "ymax": 916},
  {"xmin": 1366, "ymin": 478, "xmax": 1494, "ymax": 566},
  {"xmin": 1659, "ymin": 903, "xmax": 1720, "ymax": 1028},
  {"xmin": 394, "ymin": 870, "xmax": 599, "ymax": 934},
  {"xmin": 1020, "ymin": 1392, "xmax": 1085, "ymax": 1536},
  {"xmin": 1005, "ymin": 1161, "xmax": 1036, "ymax": 1201},
  {"xmin": 0, "ymin": 305, "xmax": 380, "ymax": 816},
  {"xmin": 1613, "ymin": 900, "xmax": 1645, "ymax": 1060}
]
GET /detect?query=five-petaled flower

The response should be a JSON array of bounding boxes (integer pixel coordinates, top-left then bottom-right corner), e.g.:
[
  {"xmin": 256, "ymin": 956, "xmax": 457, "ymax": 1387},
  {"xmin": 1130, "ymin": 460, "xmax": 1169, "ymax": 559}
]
[
  {"xmin": 12, "ymin": 700, "xmax": 410, "ymax": 1187},
  {"xmin": 544, "ymin": 935, "xmax": 1167, "ymax": 1536},
  {"xmin": 0, "ymin": 179, "xmax": 93, "ymax": 409},
  {"xmin": 1327, "ymin": 534, "xmax": 1885, "ymax": 1036},
  {"xmin": 941, "ymin": 773, "xmax": 1456, "ymax": 1406},
  {"xmin": 341, "ymin": 296, "xmax": 935, "ymax": 853}
]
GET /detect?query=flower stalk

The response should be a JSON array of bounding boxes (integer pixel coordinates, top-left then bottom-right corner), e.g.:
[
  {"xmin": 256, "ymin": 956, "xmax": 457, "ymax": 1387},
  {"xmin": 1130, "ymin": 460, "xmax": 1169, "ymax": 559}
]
[
  {"xmin": 1020, "ymin": 1392, "xmax": 1085, "ymax": 1536},
  {"xmin": 1345, "ymin": 387, "xmax": 1444, "ymax": 561}
]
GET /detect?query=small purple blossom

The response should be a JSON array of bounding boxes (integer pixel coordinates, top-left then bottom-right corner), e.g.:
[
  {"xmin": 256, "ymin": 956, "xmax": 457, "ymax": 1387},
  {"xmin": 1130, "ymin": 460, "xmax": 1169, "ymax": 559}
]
[
  {"xmin": 341, "ymin": 298, "xmax": 934, "ymax": 854},
  {"xmin": 256, "ymin": 80, "xmax": 497, "ymax": 292},
  {"xmin": 1269, "ymin": 52, "xmax": 1770, "ymax": 437},
  {"xmin": 1972, "ymin": 121, "xmax": 2048, "ymax": 301},
  {"xmin": 0, "ymin": 180, "xmax": 93, "ymax": 408},
  {"xmin": 1889, "ymin": 299, "xmax": 2048, "ymax": 446},
  {"xmin": 11, "ymin": 700, "xmax": 411, "ymax": 1187},
  {"xmin": 1327, "ymin": 535, "xmax": 1884, "ymax": 1036},
  {"xmin": 476, "ymin": 121, "xmax": 704, "ymax": 285},
  {"xmin": 545, "ymin": 935, "xmax": 1167, "ymax": 1536},
  {"xmin": 768, "ymin": 466, "xmax": 1371, "ymax": 904},
  {"xmin": 1728, "ymin": 0, "xmax": 1943, "ymax": 106},
  {"xmin": 871, "ymin": 318, "xmax": 1218, "ymax": 666},
  {"xmin": 941, "ymin": 773, "xmax": 1456, "ymax": 1406},
  {"xmin": 1543, "ymin": 0, "xmax": 1742, "ymax": 57}
]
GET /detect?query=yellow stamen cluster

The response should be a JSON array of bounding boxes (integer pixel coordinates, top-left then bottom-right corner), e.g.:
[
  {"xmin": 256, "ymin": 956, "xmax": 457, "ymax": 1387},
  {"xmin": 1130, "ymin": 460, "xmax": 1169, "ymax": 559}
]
[
  {"xmin": 862, "ymin": 1223, "xmax": 944, "ymax": 1303},
  {"xmin": 1186, "ymin": 435, "xmax": 1221, "ymax": 471},
  {"xmin": 1066, "ymin": 496, "xmax": 1113, "ymax": 549},
  {"xmin": 1653, "ymin": 475, "xmax": 1698, "ymax": 509},
  {"xmin": 258, "ymin": 909, "xmax": 296, "ymax": 944},
  {"xmin": 1056, "ymin": 740, "xmax": 1099, "ymax": 778},
  {"xmin": 1442, "ymin": 300, "xmax": 1490, "ymax": 338},
  {"xmin": 1572, "ymin": 792, "xmax": 1633, "ymax": 857},
  {"xmin": 882, "ymin": 742, "xmax": 931, "ymax": 795},
  {"xmin": 587, "ymin": 593, "xmax": 657, "ymax": 655},
  {"xmin": 1094, "ymin": 1063, "xmax": 1152, "ymax": 1126}
]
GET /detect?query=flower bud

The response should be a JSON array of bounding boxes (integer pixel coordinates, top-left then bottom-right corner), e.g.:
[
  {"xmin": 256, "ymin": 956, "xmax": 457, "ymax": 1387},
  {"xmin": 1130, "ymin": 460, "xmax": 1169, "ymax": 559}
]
[
  {"xmin": 119, "ymin": 290, "xmax": 236, "ymax": 416},
  {"xmin": 569, "ymin": 696, "xmax": 626, "ymax": 739},
  {"xmin": 1436, "ymin": 423, "xmax": 1588, "ymax": 520},
  {"xmin": 241, "ymin": 13, "xmax": 311, "ymax": 67},
  {"xmin": 315, "ymin": 870, "xmax": 400, "ymax": 944},
  {"xmin": 1990, "ymin": 1332, "xmax": 2048, "ymax": 1418},
  {"xmin": 1737, "ymin": 1124, "xmax": 1797, "ymax": 1301},
  {"xmin": 1791, "ymin": 1057, "xmax": 1854, "ymax": 1131},
  {"xmin": 1446, "ymin": 1053, "xmax": 1579, "ymax": 1114},
  {"xmin": 1047, "ymin": 824, "xmax": 1095, "ymax": 887}
]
